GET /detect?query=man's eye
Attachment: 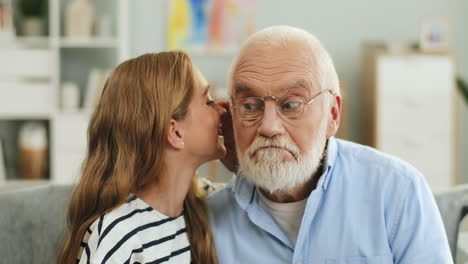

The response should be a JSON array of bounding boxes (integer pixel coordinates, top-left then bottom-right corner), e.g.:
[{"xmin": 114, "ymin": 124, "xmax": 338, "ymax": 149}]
[
  {"xmin": 282, "ymin": 102, "xmax": 301, "ymax": 110},
  {"xmin": 242, "ymin": 103, "xmax": 258, "ymax": 111}
]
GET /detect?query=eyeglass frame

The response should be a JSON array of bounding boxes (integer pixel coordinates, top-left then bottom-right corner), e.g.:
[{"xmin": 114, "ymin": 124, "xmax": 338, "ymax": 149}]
[{"xmin": 230, "ymin": 88, "xmax": 334, "ymax": 121}]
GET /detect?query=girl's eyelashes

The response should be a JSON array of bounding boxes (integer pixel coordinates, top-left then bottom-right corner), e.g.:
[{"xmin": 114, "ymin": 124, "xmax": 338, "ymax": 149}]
[{"xmin": 207, "ymin": 100, "xmax": 216, "ymax": 106}]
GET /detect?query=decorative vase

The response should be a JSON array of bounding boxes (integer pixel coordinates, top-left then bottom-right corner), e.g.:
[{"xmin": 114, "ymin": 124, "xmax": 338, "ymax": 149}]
[
  {"xmin": 65, "ymin": 0, "xmax": 95, "ymax": 38},
  {"xmin": 18, "ymin": 122, "xmax": 48, "ymax": 180},
  {"xmin": 21, "ymin": 17, "xmax": 44, "ymax": 36}
]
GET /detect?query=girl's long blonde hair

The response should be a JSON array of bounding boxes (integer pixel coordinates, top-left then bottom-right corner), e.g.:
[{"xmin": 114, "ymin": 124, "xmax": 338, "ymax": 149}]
[{"xmin": 57, "ymin": 51, "xmax": 217, "ymax": 264}]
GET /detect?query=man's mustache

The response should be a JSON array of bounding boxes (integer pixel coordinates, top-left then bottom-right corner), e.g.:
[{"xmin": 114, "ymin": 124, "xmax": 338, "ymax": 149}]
[{"xmin": 247, "ymin": 138, "xmax": 299, "ymax": 160}]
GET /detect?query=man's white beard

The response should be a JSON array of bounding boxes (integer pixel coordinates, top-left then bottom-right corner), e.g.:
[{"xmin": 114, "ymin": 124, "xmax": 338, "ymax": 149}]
[{"xmin": 238, "ymin": 121, "xmax": 328, "ymax": 194}]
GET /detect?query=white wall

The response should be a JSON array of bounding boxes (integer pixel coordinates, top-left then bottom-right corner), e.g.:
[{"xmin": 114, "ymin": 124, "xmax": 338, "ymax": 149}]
[
  {"xmin": 129, "ymin": 0, "xmax": 468, "ymax": 183},
  {"xmin": 129, "ymin": 1, "xmax": 166, "ymax": 55}
]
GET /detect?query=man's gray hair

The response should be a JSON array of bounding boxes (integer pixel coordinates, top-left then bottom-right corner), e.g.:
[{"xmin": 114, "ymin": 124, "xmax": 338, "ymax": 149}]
[{"xmin": 228, "ymin": 25, "xmax": 340, "ymax": 99}]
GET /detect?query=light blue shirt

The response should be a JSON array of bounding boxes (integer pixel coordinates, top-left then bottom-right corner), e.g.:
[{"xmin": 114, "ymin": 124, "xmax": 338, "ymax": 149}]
[{"xmin": 207, "ymin": 137, "xmax": 452, "ymax": 264}]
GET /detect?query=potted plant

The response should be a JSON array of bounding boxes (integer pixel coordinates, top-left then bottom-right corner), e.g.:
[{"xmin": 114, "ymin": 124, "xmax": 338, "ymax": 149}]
[
  {"xmin": 17, "ymin": 0, "xmax": 47, "ymax": 36},
  {"xmin": 457, "ymin": 77, "xmax": 468, "ymax": 105}
]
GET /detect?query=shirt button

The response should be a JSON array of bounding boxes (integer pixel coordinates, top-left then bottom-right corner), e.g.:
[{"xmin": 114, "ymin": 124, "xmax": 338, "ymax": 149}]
[{"xmin": 295, "ymin": 262, "xmax": 302, "ymax": 264}]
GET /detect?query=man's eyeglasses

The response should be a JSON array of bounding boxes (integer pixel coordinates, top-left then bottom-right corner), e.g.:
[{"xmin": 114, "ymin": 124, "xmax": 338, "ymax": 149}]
[{"xmin": 231, "ymin": 89, "xmax": 333, "ymax": 121}]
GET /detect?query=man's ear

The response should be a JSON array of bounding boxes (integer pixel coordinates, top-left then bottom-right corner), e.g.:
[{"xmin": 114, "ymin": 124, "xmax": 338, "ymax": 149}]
[
  {"xmin": 167, "ymin": 119, "xmax": 185, "ymax": 150},
  {"xmin": 326, "ymin": 94, "xmax": 342, "ymax": 138}
]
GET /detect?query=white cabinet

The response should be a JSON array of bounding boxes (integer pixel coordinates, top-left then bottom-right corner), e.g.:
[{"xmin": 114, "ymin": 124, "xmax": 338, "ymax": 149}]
[{"xmin": 364, "ymin": 47, "xmax": 456, "ymax": 192}]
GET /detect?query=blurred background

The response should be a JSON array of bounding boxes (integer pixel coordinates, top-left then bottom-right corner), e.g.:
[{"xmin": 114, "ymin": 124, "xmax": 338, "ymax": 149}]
[
  {"xmin": 0, "ymin": 0, "xmax": 466, "ymax": 187},
  {"xmin": 2, "ymin": 0, "xmax": 466, "ymax": 189},
  {"xmin": 0, "ymin": 0, "xmax": 467, "ymax": 261}
]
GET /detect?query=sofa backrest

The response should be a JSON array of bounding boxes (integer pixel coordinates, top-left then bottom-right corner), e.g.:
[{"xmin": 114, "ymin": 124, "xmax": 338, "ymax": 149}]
[
  {"xmin": 434, "ymin": 185, "xmax": 468, "ymax": 260},
  {"xmin": 0, "ymin": 184, "xmax": 74, "ymax": 264},
  {"xmin": 0, "ymin": 182, "xmax": 465, "ymax": 263}
]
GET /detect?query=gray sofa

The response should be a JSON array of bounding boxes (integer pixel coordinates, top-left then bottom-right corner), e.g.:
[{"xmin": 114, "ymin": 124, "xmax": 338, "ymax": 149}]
[
  {"xmin": 0, "ymin": 184, "xmax": 73, "ymax": 264},
  {"xmin": 434, "ymin": 186, "xmax": 468, "ymax": 261},
  {"xmin": 0, "ymin": 183, "xmax": 467, "ymax": 263}
]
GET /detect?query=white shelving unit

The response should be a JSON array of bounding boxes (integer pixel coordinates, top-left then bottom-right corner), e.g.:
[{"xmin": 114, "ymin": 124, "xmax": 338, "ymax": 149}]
[{"xmin": 0, "ymin": 0, "xmax": 129, "ymax": 185}]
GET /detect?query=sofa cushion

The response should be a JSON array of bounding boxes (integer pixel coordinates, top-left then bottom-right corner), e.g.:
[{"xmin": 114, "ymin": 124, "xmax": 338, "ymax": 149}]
[{"xmin": 0, "ymin": 184, "xmax": 73, "ymax": 264}]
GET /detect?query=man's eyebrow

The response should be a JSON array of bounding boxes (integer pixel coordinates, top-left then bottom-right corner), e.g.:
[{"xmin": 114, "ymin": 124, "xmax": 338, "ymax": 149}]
[
  {"xmin": 234, "ymin": 84, "xmax": 253, "ymax": 94},
  {"xmin": 234, "ymin": 80, "xmax": 310, "ymax": 95},
  {"xmin": 287, "ymin": 80, "xmax": 310, "ymax": 90}
]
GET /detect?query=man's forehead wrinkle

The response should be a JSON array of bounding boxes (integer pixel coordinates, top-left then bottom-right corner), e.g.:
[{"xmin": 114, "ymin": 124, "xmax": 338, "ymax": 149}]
[
  {"xmin": 235, "ymin": 65, "xmax": 315, "ymax": 80},
  {"xmin": 235, "ymin": 57, "xmax": 311, "ymax": 71},
  {"xmin": 236, "ymin": 63, "xmax": 311, "ymax": 74},
  {"xmin": 236, "ymin": 70, "xmax": 314, "ymax": 83},
  {"xmin": 232, "ymin": 51, "xmax": 319, "ymax": 93},
  {"xmin": 234, "ymin": 62, "xmax": 314, "ymax": 81},
  {"xmin": 235, "ymin": 74, "xmax": 315, "ymax": 92}
]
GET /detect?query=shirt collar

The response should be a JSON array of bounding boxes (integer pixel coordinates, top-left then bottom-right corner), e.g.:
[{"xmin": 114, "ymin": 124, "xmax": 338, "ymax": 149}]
[
  {"xmin": 319, "ymin": 136, "xmax": 338, "ymax": 191},
  {"xmin": 233, "ymin": 172, "xmax": 256, "ymax": 210},
  {"xmin": 233, "ymin": 136, "xmax": 339, "ymax": 209}
]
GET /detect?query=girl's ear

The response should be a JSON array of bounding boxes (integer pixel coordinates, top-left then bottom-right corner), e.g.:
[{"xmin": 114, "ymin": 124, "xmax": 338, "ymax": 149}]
[{"xmin": 167, "ymin": 119, "xmax": 185, "ymax": 150}]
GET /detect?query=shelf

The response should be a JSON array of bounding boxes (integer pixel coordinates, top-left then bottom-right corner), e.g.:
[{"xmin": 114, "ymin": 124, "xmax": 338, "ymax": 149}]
[
  {"xmin": 16, "ymin": 37, "xmax": 50, "ymax": 47},
  {"xmin": 59, "ymin": 37, "xmax": 119, "ymax": 48},
  {"xmin": 0, "ymin": 37, "xmax": 50, "ymax": 49},
  {"xmin": 0, "ymin": 113, "xmax": 52, "ymax": 120}
]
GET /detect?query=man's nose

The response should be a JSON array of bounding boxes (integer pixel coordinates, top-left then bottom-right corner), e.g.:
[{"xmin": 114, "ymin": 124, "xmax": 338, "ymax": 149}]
[{"xmin": 257, "ymin": 101, "xmax": 285, "ymax": 138}]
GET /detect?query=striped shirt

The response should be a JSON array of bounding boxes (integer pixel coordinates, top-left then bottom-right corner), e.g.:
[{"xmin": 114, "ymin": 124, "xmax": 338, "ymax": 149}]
[{"xmin": 78, "ymin": 195, "xmax": 191, "ymax": 264}]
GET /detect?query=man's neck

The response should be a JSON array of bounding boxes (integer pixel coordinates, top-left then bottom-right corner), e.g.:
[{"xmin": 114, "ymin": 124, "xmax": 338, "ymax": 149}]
[{"xmin": 260, "ymin": 163, "xmax": 324, "ymax": 203}]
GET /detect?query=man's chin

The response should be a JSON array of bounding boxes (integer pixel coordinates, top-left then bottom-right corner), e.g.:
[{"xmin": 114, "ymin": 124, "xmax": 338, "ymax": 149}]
[
  {"xmin": 240, "ymin": 154, "xmax": 318, "ymax": 194},
  {"xmin": 247, "ymin": 175, "xmax": 298, "ymax": 194}
]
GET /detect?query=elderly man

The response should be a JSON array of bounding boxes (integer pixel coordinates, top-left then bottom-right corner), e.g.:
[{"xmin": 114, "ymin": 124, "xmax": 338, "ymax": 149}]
[{"xmin": 210, "ymin": 26, "xmax": 452, "ymax": 264}]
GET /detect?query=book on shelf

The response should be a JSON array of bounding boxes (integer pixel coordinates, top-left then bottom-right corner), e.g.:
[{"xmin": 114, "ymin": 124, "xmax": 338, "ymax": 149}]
[{"xmin": 84, "ymin": 68, "xmax": 111, "ymax": 111}]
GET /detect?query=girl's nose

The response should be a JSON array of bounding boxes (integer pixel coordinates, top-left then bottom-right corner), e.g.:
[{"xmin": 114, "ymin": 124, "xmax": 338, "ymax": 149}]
[
  {"xmin": 218, "ymin": 105, "xmax": 227, "ymax": 116},
  {"xmin": 215, "ymin": 101, "xmax": 228, "ymax": 115}
]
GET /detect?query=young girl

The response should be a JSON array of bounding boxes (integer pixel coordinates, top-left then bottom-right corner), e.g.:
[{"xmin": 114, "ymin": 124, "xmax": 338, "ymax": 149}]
[{"xmin": 58, "ymin": 51, "xmax": 226, "ymax": 264}]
